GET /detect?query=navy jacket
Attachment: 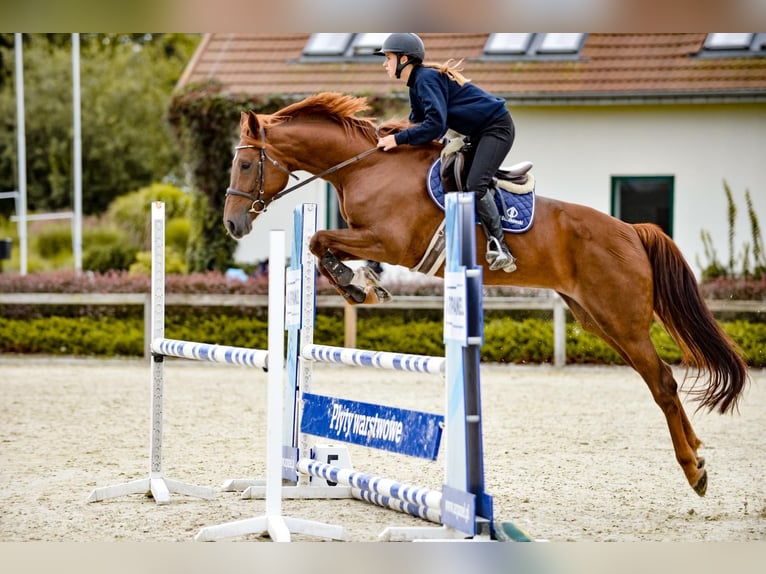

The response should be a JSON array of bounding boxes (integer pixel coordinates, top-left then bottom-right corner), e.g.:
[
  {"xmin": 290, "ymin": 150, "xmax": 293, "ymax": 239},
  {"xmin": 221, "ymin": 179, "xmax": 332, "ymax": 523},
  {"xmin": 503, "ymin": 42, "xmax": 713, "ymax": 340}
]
[{"xmin": 394, "ymin": 66, "xmax": 509, "ymax": 146}]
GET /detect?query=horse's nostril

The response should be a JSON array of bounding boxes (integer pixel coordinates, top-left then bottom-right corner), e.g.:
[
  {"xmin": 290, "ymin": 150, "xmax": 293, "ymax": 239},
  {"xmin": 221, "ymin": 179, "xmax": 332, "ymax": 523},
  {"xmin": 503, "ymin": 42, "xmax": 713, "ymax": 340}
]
[{"xmin": 226, "ymin": 220, "xmax": 237, "ymax": 235}]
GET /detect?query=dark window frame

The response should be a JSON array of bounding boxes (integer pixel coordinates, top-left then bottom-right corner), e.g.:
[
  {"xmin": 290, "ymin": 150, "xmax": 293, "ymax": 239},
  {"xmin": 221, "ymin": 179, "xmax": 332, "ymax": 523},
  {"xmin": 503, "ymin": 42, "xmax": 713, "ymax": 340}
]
[{"xmin": 611, "ymin": 175, "xmax": 675, "ymax": 237}]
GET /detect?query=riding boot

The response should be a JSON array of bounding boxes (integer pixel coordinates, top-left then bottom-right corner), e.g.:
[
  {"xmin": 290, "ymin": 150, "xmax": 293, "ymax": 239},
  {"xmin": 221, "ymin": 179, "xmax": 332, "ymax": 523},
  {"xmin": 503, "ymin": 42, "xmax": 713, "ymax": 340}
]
[{"xmin": 475, "ymin": 192, "xmax": 517, "ymax": 272}]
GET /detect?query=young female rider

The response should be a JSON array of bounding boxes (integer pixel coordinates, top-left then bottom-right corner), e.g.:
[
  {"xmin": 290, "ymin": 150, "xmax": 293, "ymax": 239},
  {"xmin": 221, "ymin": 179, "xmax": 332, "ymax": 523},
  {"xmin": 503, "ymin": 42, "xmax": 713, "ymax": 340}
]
[{"xmin": 375, "ymin": 33, "xmax": 517, "ymax": 272}]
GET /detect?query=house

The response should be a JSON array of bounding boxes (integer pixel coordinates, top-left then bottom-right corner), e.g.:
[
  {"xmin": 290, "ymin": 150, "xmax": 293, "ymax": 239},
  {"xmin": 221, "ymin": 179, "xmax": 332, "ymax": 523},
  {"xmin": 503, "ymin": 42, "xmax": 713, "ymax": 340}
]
[{"xmin": 177, "ymin": 33, "xmax": 766, "ymax": 276}]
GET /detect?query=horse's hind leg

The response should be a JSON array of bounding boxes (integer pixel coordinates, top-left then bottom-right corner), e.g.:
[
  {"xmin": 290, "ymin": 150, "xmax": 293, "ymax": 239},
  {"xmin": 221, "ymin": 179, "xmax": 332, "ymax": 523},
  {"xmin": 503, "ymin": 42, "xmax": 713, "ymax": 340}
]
[{"xmin": 559, "ymin": 293, "xmax": 707, "ymax": 495}]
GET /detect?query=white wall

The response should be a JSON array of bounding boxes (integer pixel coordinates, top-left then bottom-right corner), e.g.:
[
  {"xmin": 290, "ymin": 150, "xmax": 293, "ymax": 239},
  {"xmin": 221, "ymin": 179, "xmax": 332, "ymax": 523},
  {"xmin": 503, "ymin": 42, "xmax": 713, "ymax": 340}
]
[
  {"xmin": 233, "ymin": 173, "xmax": 328, "ymax": 264},
  {"xmin": 510, "ymin": 103, "xmax": 766, "ymax": 276}
]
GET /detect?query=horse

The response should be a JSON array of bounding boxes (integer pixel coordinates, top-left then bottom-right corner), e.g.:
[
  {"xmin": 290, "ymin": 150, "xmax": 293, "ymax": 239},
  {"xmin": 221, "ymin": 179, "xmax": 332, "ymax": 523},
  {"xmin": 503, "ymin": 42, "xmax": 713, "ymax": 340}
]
[{"xmin": 223, "ymin": 91, "xmax": 748, "ymax": 497}]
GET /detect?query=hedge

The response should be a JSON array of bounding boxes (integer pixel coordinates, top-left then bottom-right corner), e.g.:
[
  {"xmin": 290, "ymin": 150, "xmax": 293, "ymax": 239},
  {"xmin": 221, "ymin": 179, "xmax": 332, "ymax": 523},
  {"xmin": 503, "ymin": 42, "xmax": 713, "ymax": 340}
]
[{"xmin": 1, "ymin": 309, "xmax": 763, "ymax": 368}]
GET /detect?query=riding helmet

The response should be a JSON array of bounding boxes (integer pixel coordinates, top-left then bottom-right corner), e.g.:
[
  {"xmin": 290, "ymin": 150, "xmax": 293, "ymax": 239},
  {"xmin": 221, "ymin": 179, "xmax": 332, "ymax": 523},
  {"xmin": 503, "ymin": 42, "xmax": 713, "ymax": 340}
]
[{"xmin": 374, "ymin": 33, "xmax": 425, "ymax": 62}]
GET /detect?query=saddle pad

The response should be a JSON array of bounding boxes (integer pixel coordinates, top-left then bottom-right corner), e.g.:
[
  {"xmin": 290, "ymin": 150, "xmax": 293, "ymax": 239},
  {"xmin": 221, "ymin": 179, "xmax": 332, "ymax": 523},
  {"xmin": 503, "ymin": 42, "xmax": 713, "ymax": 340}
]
[{"xmin": 427, "ymin": 159, "xmax": 534, "ymax": 233}]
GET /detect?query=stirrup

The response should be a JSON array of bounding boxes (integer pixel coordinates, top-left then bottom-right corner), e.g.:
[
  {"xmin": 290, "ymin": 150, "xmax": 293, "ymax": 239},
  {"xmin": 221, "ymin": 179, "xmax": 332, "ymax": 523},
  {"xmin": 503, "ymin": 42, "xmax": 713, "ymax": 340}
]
[{"xmin": 485, "ymin": 238, "xmax": 517, "ymax": 273}]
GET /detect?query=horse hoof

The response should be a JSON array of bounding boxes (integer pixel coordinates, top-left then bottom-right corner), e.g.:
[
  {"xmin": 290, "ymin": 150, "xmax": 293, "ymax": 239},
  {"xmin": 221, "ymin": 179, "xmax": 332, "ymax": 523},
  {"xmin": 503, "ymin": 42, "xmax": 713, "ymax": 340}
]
[
  {"xmin": 338, "ymin": 284, "xmax": 366, "ymax": 304},
  {"xmin": 692, "ymin": 469, "xmax": 708, "ymax": 497},
  {"xmin": 374, "ymin": 285, "xmax": 392, "ymax": 303}
]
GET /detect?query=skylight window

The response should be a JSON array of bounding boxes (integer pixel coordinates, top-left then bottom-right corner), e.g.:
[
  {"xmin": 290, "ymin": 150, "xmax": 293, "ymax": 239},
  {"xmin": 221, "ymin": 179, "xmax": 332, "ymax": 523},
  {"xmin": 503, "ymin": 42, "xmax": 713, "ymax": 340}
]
[
  {"xmin": 303, "ymin": 33, "xmax": 353, "ymax": 56},
  {"xmin": 538, "ymin": 33, "xmax": 584, "ymax": 53},
  {"xmin": 482, "ymin": 33, "xmax": 585, "ymax": 59},
  {"xmin": 704, "ymin": 33, "xmax": 754, "ymax": 50},
  {"xmin": 351, "ymin": 33, "xmax": 390, "ymax": 55},
  {"xmin": 484, "ymin": 33, "xmax": 533, "ymax": 54}
]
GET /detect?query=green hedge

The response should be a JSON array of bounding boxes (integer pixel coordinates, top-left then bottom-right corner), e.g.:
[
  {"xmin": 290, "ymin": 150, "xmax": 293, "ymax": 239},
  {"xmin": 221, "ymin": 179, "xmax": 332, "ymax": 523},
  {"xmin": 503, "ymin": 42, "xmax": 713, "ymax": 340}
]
[{"xmin": 1, "ymin": 309, "xmax": 763, "ymax": 367}]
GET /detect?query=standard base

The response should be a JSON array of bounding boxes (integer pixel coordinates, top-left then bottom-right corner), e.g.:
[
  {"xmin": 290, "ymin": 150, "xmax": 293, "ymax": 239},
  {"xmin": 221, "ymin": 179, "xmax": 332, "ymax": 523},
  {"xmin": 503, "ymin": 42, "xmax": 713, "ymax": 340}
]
[
  {"xmin": 195, "ymin": 514, "xmax": 347, "ymax": 542},
  {"xmin": 241, "ymin": 483, "xmax": 354, "ymax": 499},
  {"xmin": 87, "ymin": 476, "xmax": 216, "ymax": 505},
  {"xmin": 379, "ymin": 524, "xmax": 490, "ymax": 542}
]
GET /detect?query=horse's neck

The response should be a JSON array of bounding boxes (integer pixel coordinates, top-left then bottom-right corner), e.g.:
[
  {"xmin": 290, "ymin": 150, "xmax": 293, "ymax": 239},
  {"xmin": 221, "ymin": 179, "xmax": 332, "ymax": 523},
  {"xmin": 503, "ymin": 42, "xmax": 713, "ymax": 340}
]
[{"xmin": 275, "ymin": 122, "xmax": 370, "ymax": 181}]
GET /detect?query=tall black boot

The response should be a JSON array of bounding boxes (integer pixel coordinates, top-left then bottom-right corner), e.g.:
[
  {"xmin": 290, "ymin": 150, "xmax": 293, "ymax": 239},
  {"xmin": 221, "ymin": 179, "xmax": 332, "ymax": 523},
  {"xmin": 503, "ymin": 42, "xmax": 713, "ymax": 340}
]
[{"xmin": 475, "ymin": 192, "xmax": 517, "ymax": 272}]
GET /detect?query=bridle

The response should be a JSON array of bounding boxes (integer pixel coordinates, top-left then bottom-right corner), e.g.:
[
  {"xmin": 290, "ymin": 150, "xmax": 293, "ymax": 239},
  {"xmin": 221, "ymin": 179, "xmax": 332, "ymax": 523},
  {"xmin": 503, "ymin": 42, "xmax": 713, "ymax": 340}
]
[
  {"xmin": 226, "ymin": 126, "xmax": 379, "ymax": 214},
  {"xmin": 225, "ymin": 126, "xmax": 298, "ymax": 214}
]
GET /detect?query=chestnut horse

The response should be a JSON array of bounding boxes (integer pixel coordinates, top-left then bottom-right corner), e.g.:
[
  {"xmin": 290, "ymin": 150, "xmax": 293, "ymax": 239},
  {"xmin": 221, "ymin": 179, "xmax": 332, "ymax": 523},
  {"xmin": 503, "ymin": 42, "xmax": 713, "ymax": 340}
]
[{"xmin": 223, "ymin": 92, "xmax": 748, "ymax": 497}]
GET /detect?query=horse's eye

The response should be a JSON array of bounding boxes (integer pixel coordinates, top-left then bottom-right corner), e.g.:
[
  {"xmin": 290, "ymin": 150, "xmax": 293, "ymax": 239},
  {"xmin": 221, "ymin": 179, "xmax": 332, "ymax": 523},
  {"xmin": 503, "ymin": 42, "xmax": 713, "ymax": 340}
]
[{"xmin": 241, "ymin": 162, "xmax": 252, "ymax": 170}]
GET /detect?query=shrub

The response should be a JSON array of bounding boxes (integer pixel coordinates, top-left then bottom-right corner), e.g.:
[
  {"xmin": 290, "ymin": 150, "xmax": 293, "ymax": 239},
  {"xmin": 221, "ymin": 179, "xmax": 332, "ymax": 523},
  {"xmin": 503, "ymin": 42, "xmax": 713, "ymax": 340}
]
[
  {"xmin": 129, "ymin": 249, "xmax": 188, "ymax": 275},
  {"xmin": 106, "ymin": 182, "xmax": 192, "ymax": 248},
  {"xmin": 35, "ymin": 222, "xmax": 72, "ymax": 258},
  {"xmin": 166, "ymin": 217, "xmax": 191, "ymax": 254},
  {"xmin": 83, "ymin": 242, "xmax": 140, "ymax": 273},
  {"xmin": 698, "ymin": 182, "xmax": 765, "ymax": 281},
  {"xmin": 82, "ymin": 225, "xmax": 140, "ymax": 272},
  {"xmin": 0, "ymin": 309, "xmax": 762, "ymax": 367}
]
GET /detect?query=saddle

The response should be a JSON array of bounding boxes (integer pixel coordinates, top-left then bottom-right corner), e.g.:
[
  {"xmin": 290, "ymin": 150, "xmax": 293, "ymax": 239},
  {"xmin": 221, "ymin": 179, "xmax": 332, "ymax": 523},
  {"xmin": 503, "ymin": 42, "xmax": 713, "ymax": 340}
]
[
  {"xmin": 439, "ymin": 135, "xmax": 533, "ymax": 194},
  {"xmin": 415, "ymin": 139, "xmax": 537, "ymax": 276}
]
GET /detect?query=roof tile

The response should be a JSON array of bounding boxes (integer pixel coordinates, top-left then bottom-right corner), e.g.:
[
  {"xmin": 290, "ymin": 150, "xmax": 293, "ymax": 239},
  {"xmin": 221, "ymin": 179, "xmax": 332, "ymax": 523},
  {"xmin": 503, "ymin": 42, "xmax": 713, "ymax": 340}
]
[{"xmin": 177, "ymin": 33, "xmax": 766, "ymax": 100}]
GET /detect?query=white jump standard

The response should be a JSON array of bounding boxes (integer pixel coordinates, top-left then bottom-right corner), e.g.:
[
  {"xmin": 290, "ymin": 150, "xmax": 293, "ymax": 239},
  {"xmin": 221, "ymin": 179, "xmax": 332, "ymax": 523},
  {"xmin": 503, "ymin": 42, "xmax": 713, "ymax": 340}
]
[
  {"xmin": 87, "ymin": 202, "xmax": 217, "ymax": 505},
  {"xmin": 193, "ymin": 223, "xmax": 345, "ymax": 542}
]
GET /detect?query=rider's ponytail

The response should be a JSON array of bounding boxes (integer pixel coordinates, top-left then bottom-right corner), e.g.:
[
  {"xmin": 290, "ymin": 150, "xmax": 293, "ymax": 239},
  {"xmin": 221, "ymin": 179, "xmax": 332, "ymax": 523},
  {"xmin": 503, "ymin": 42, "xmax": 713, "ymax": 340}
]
[{"xmin": 422, "ymin": 59, "xmax": 470, "ymax": 86}]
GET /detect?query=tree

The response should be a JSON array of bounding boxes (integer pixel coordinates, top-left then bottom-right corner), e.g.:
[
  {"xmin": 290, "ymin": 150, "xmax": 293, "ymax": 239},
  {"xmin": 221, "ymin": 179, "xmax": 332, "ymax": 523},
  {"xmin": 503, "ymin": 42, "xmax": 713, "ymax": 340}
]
[{"xmin": 0, "ymin": 33, "xmax": 200, "ymax": 216}]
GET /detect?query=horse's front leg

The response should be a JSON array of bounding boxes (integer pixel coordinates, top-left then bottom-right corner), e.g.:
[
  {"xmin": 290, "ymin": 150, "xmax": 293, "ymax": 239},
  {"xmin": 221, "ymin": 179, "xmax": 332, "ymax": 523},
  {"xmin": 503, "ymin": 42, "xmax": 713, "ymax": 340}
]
[{"xmin": 318, "ymin": 252, "xmax": 390, "ymax": 304}]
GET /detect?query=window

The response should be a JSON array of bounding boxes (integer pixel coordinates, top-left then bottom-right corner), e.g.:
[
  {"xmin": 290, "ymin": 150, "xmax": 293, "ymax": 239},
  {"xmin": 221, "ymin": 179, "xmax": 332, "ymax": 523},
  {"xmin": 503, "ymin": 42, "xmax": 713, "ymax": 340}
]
[
  {"xmin": 484, "ymin": 33, "xmax": 533, "ymax": 54},
  {"xmin": 611, "ymin": 176, "xmax": 674, "ymax": 236},
  {"xmin": 482, "ymin": 33, "xmax": 586, "ymax": 59},
  {"xmin": 705, "ymin": 33, "xmax": 754, "ymax": 50},
  {"xmin": 301, "ymin": 33, "xmax": 390, "ymax": 60},
  {"xmin": 303, "ymin": 33, "xmax": 353, "ymax": 56},
  {"xmin": 538, "ymin": 33, "xmax": 585, "ymax": 53},
  {"xmin": 350, "ymin": 33, "xmax": 389, "ymax": 55},
  {"xmin": 699, "ymin": 33, "xmax": 766, "ymax": 57}
]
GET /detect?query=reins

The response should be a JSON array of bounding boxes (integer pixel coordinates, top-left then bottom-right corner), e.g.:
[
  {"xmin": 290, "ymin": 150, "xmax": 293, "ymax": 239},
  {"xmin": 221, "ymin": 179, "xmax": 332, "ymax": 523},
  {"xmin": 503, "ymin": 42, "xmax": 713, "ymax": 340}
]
[{"xmin": 226, "ymin": 128, "xmax": 379, "ymax": 213}]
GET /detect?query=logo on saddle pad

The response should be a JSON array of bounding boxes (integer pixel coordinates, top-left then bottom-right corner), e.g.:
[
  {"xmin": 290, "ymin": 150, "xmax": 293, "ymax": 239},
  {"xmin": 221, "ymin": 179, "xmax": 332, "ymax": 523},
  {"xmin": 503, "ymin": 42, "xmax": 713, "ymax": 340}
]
[{"xmin": 427, "ymin": 158, "xmax": 535, "ymax": 233}]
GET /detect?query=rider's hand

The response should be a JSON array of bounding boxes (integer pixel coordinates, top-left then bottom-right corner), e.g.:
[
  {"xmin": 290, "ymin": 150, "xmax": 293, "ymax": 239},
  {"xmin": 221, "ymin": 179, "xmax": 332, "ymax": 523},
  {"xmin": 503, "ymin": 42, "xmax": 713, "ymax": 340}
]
[{"xmin": 377, "ymin": 135, "xmax": 398, "ymax": 151}]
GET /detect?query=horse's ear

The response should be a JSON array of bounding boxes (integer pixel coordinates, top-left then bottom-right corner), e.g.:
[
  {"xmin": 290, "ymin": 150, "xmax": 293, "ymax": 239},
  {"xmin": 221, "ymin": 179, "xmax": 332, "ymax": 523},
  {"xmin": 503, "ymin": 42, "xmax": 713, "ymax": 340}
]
[{"xmin": 240, "ymin": 110, "xmax": 260, "ymax": 138}]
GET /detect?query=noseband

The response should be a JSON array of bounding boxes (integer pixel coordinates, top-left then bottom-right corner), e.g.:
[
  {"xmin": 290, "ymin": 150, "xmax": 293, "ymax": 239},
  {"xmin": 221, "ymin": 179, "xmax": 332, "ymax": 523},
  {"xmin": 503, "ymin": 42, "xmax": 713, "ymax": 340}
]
[{"xmin": 226, "ymin": 126, "xmax": 379, "ymax": 214}]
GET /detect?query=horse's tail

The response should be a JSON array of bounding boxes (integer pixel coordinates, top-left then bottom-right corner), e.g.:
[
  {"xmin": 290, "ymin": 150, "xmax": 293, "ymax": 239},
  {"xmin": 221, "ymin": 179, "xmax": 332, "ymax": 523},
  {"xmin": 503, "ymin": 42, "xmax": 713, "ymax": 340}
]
[{"xmin": 633, "ymin": 223, "xmax": 748, "ymax": 414}]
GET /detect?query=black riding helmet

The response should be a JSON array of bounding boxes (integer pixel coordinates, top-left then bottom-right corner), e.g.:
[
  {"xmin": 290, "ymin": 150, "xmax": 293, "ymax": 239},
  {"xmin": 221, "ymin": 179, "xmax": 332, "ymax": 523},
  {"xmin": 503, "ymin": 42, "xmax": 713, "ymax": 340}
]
[{"xmin": 374, "ymin": 33, "xmax": 425, "ymax": 78}]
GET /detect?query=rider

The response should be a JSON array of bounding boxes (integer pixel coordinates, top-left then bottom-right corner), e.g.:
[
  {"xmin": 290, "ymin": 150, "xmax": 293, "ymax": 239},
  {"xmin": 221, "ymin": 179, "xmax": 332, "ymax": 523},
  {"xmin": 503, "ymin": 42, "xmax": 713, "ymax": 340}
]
[{"xmin": 374, "ymin": 33, "xmax": 517, "ymax": 273}]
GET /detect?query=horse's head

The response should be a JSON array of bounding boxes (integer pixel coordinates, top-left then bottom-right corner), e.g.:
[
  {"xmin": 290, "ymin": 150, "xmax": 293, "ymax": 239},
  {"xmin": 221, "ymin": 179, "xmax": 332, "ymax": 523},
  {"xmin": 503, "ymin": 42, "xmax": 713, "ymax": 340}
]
[{"xmin": 223, "ymin": 111, "xmax": 294, "ymax": 239}]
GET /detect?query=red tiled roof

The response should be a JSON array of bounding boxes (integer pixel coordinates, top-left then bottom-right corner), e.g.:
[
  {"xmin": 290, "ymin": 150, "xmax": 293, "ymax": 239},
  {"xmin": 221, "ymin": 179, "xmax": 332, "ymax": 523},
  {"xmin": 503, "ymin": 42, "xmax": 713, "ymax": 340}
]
[{"xmin": 177, "ymin": 33, "xmax": 766, "ymax": 101}]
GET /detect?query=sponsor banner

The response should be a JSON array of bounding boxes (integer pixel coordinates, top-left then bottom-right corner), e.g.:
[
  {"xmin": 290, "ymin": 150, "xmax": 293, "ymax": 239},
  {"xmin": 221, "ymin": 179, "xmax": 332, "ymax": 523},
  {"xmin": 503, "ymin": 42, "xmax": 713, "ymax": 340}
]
[
  {"xmin": 300, "ymin": 392, "xmax": 443, "ymax": 460},
  {"xmin": 444, "ymin": 269, "xmax": 468, "ymax": 345},
  {"xmin": 284, "ymin": 268, "xmax": 302, "ymax": 328},
  {"xmin": 440, "ymin": 483, "xmax": 476, "ymax": 535}
]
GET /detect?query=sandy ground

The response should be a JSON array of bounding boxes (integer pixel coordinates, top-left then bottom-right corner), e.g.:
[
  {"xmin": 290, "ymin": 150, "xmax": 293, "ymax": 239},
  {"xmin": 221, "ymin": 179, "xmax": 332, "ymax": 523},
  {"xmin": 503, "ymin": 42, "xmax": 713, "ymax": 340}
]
[{"xmin": 0, "ymin": 356, "xmax": 764, "ymax": 543}]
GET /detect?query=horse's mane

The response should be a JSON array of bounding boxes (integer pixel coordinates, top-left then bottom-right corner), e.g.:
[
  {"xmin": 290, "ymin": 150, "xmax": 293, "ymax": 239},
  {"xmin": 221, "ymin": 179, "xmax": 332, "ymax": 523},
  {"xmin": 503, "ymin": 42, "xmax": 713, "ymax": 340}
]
[{"xmin": 259, "ymin": 92, "xmax": 410, "ymax": 143}]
